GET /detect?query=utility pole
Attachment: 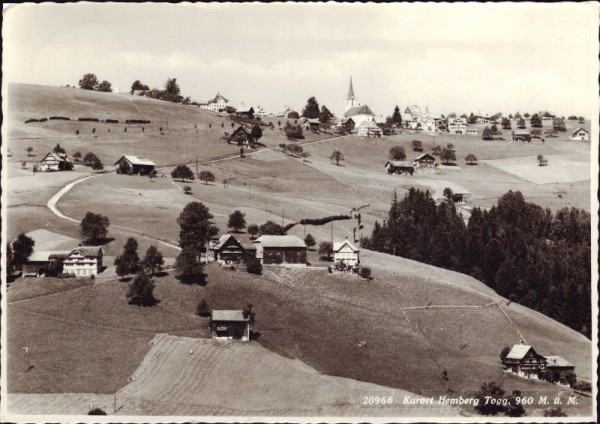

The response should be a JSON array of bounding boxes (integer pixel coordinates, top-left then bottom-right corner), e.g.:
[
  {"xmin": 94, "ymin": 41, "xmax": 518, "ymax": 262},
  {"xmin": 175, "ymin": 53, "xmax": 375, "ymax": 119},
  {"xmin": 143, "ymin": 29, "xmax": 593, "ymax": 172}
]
[
  {"xmin": 281, "ymin": 208, "xmax": 284, "ymax": 226},
  {"xmin": 23, "ymin": 347, "xmax": 29, "ymax": 371},
  {"xmin": 195, "ymin": 157, "xmax": 198, "ymax": 176}
]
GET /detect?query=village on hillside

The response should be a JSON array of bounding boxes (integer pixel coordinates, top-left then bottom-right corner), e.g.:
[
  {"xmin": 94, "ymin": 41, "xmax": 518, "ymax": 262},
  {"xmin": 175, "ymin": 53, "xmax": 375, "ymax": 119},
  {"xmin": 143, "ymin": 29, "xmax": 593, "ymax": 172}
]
[{"xmin": 2, "ymin": 2, "xmax": 596, "ymax": 422}]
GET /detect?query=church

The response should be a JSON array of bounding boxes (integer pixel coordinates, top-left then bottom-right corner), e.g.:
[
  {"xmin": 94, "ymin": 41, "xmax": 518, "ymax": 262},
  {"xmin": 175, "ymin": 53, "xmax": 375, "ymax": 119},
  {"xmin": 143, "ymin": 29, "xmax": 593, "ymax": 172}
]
[{"xmin": 342, "ymin": 77, "xmax": 376, "ymax": 130}]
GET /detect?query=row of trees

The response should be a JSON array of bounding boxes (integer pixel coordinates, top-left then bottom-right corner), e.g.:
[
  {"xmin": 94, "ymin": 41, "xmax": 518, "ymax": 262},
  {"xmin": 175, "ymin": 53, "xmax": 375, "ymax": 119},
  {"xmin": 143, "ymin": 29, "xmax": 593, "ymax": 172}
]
[
  {"xmin": 79, "ymin": 73, "xmax": 112, "ymax": 92},
  {"xmin": 301, "ymin": 97, "xmax": 334, "ymax": 124},
  {"xmin": 130, "ymin": 78, "xmax": 187, "ymax": 103},
  {"xmin": 362, "ymin": 189, "xmax": 591, "ymax": 336}
]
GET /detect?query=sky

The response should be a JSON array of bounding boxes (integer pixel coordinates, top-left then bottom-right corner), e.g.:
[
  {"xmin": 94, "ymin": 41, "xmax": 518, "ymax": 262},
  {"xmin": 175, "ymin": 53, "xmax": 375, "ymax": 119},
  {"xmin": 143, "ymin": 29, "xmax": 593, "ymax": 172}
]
[{"xmin": 3, "ymin": 2, "xmax": 598, "ymax": 117}]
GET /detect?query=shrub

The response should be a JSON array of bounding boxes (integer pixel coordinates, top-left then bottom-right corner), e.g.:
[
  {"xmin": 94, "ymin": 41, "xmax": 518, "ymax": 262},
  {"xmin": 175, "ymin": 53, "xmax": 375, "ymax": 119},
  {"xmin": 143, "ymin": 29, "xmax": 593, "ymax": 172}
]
[
  {"xmin": 573, "ymin": 381, "xmax": 592, "ymax": 392},
  {"xmin": 78, "ymin": 117, "xmax": 100, "ymax": 122},
  {"xmin": 246, "ymin": 258, "xmax": 263, "ymax": 275},
  {"xmin": 197, "ymin": 299, "xmax": 211, "ymax": 316},
  {"xmin": 49, "ymin": 116, "xmax": 70, "ymax": 120},
  {"xmin": 544, "ymin": 406, "xmax": 567, "ymax": 417},
  {"xmin": 25, "ymin": 118, "xmax": 39, "ymax": 123},
  {"xmin": 88, "ymin": 407, "xmax": 107, "ymax": 415},
  {"xmin": 106, "ymin": 119, "xmax": 119, "ymax": 124},
  {"xmin": 359, "ymin": 267, "xmax": 372, "ymax": 279},
  {"xmin": 299, "ymin": 215, "xmax": 351, "ymax": 226},
  {"xmin": 39, "ymin": 117, "xmax": 48, "ymax": 122},
  {"xmin": 125, "ymin": 119, "xmax": 151, "ymax": 124}
]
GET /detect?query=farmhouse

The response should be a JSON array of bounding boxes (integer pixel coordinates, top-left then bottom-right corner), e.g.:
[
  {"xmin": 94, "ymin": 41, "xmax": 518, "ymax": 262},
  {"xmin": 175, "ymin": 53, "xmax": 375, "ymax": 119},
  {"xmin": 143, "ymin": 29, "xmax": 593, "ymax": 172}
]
[
  {"xmin": 211, "ymin": 234, "xmax": 254, "ymax": 263},
  {"xmin": 275, "ymin": 106, "xmax": 293, "ymax": 118},
  {"xmin": 254, "ymin": 235, "xmax": 307, "ymax": 266},
  {"xmin": 512, "ymin": 130, "xmax": 531, "ymax": 142},
  {"xmin": 62, "ymin": 247, "xmax": 104, "ymax": 277},
  {"xmin": 466, "ymin": 128, "xmax": 478, "ymax": 135},
  {"xmin": 476, "ymin": 110, "xmax": 491, "ymax": 124},
  {"xmin": 451, "ymin": 190, "xmax": 471, "ymax": 204},
  {"xmin": 570, "ymin": 128, "xmax": 589, "ymax": 141},
  {"xmin": 228, "ymin": 126, "xmax": 253, "ymax": 145},
  {"xmin": 336, "ymin": 117, "xmax": 355, "ymax": 133},
  {"xmin": 385, "ymin": 160, "xmax": 414, "ymax": 175},
  {"xmin": 333, "ymin": 239, "xmax": 360, "ymax": 269},
  {"xmin": 447, "ymin": 117, "xmax": 467, "ymax": 134},
  {"xmin": 211, "ymin": 310, "xmax": 250, "ymax": 341},
  {"xmin": 235, "ymin": 103, "xmax": 255, "ymax": 119},
  {"xmin": 357, "ymin": 120, "xmax": 382, "ymax": 137},
  {"xmin": 205, "ymin": 92, "xmax": 229, "ymax": 112},
  {"xmin": 303, "ymin": 118, "xmax": 321, "ymax": 132},
  {"xmin": 413, "ymin": 153, "xmax": 436, "ymax": 167},
  {"xmin": 39, "ymin": 151, "xmax": 72, "ymax": 172},
  {"xmin": 502, "ymin": 344, "xmax": 547, "ymax": 379},
  {"xmin": 544, "ymin": 356, "xmax": 575, "ymax": 384},
  {"xmin": 114, "ymin": 155, "xmax": 156, "ymax": 175}
]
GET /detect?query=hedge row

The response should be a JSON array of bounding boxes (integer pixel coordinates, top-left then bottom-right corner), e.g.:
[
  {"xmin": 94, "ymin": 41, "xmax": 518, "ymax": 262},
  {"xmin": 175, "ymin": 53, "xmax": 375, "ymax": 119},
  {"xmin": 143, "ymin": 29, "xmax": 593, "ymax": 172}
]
[
  {"xmin": 125, "ymin": 119, "xmax": 151, "ymax": 124},
  {"xmin": 49, "ymin": 116, "xmax": 70, "ymax": 120},
  {"xmin": 299, "ymin": 215, "xmax": 351, "ymax": 226},
  {"xmin": 106, "ymin": 119, "xmax": 119, "ymax": 124},
  {"xmin": 25, "ymin": 118, "xmax": 48, "ymax": 123},
  {"xmin": 78, "ymin": 117, "xmax": 100, "ymax": 122}
]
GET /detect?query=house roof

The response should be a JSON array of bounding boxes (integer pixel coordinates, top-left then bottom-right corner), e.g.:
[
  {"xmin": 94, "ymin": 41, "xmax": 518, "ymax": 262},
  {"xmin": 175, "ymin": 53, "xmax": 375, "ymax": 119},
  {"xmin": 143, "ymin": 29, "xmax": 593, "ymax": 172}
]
[
  {"xmin": 41, "ymin": 151, "xmax": 71, "ymax": 163},
  {"xmin": 212, "ymin": 310, "xmax": 247, "ymax": 322},
  {"xmin": 358, "ymin": 120, "xmax": 379, "ymax": 128},
  {"xmin": 506, "ymin": 344, "xmax": 534, "ymax": 360},
  {"xmin": 386, "ymin": 160, "xmax": 412, "ymax": 167},
  {"xmin": 415, "ymin": 153, "xmax": 435, "ymax": 161},
  {"xmin": 69, "ymin": 247, "xmax": 103, "ymax": 257},
  {"xmin": 571, "ymin": 127, "xmax": 589, "ymax": 136},
  {"xmin": 28, "ymin": 250, "xmax": 70, "ymax": 262},
  {"xmin": 333, "ymin": 239, "xmax": 359, "ymax": 253},
  {"xmin": 254, "ymin": 235, "xmax": 306, "ymax": 248},
  {"xmin": 208, "ymin": 92, "xmax": 229, "ymax": 104},
  {"xmin": 544, "ymin": 355, "xmax": 574, "ymax": 368},
  {"xmin": 338, "ymin": 117, "xmax": 355, "ymax": 124},
  {"xmin": 345, "ymin": 105, "xmax": 375, "ymax": 117},
  {"xmin": 305, "ymin": 118, "xmax": 320, "ymax": 125},
  {"xmin": 347, "ymin": 76, "xmax": 356, "ymax": 100},
  {"xmin": 115, "ymin": 155, "xmax": 156, "ymax": 166},
  {"xmin": 212, "ymin": 234, "xmax": 244, "ymax": 251},
  {"xmin": 236, "ymin": 104, "xmax": 255, "ymax": 113}
]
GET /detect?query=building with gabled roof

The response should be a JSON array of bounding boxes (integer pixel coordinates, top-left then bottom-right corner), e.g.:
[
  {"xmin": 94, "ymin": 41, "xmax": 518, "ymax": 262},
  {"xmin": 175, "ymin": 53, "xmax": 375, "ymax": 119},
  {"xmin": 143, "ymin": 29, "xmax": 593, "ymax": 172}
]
[
  {"xmin": 235, "ymin": 103, "xmax": 255, "ymax": 119},
  {"xmin": 62, "ymin": 247, "xmax": 104, "ymax": 277},
  {"xmin": 544, "ymin": 355, "xmax": 575, "ymax": 384},
  {"xmin": 385, "ymin": 160, "xmax": 414, "ymax": 175},
  {"xmin": 211, "ymin": 310, "xmax": 250, "ymax": 341},
  {"xmin": 503, "ymin": 344, "xmax": 547, "ymax": 379},
  {"xmin": 333, "ymin": 239, "xmax": 360, "ymax": 268},
  {"xmin": 570, "ymin": 127, "xmax": 589, "ymax": 141},
  {"xmin": 114, "ymin": 155, "xmax": 155, "ymax": 175},
  {"xmin": 342, "ymin": 77, "xmax": 376, "ymax": 129},
  {"xmin": 210, "ymin": 234, "xmax": 254, "ymax": 263},
  {"xmin": 227, "ymin": 126, "xmax": 254, "ymax": 145},
  {"xmin": 254, "ymin": 235, "xmax": 307, "ymax": 266},
  {"xmin": 206, "ymin": 92, "xmax": 229, "ymax": 112},
  {"xmin": 39, "ymin": 151, "xmax": 72, "ymax": 172},
  {"xmin": 356, "ymin": 120, "xmax": 382, "ymax": 138}
]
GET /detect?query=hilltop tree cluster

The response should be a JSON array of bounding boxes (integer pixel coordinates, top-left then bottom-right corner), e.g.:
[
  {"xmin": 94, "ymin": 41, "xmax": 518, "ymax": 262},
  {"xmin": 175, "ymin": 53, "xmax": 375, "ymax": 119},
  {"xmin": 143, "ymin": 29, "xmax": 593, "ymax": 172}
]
[
  {"xmin": 78, "ymin": 73, "xmax": 112, "ymax": 92},
  {"xmin": 362, "ymin": 189, "xmax": 591, "ymax": 336}
]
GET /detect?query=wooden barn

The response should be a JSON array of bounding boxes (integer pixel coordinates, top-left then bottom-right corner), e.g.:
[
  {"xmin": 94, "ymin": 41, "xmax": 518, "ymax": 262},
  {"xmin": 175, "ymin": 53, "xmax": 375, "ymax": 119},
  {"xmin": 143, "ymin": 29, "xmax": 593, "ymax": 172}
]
[
  {"xmin": 211, "ymin": 310, "xmax": 250, "ymax": 341},
  {"xmin": 235, "ymin": 105, "xmax": 255, "ymax": 120},
  {"xmin": 253, "ymin": 235, "xmax": 307, "ymax": 266},
  {"xmin": 22, "ymin": 250, "xmax": 69, "ymax": 277},
  {"xmin": 227, "ymin": 126, "xmax": 253, "ymax": 145},
  {"xmin": 337, "ymin": 117, "xmax": 355, "ymax": 133},
  {"xmin": 413, "ymin": 153, "xmax": 436, "ymax": 167},
  {"xmin": 385, "ymin": 160, "xmax": 414, "ymax": 175},
  {"xmin": 114, "ymin": 155, "xmax": 156, "ymax": 175},
  {"xmin": 502, "ymin": 344, "xmax": 547, "ymax": 378},
  {"xmin": 39, "ymin": 152, "xmax": 72, "ymax": 172},
  {"xmin": 544, "ymin": 356, "xmax": 575, "ymax": 384}
]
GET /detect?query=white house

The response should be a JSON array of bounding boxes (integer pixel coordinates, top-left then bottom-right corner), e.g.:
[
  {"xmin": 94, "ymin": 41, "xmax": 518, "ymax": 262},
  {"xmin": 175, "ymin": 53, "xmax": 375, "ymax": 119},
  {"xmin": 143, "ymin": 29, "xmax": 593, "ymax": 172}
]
[
  {"xmin": 570, "ymin": 127, "xmax": 589, "ymax": 141},
  {"xmin": 476, "ymin": 110, "xmax": 491, "ymax": 124},
  {"xmin": 343, "ymin": 77, "xmax": 376, "ymax": 129},
  {"xmin": 333, "ymin": 239, "xmax": 360, "ymax": 268},
  {"xmin": 62, "ymin": 247, "xmax": 104, "ymax": 277},
  {"xmin": 356, "ymin": 120, "xmax": 382, "ymax": 137},
  {"xmin": 206, "ymin": 92, "xmax": 229, "ymax": 112},
  {"xmin": 447, "ymin": 117, "xmax": 467, "ymax": 134},
  {"xmin": 39, "ymin": 152, "xmax": 72, "ymax": 172}
]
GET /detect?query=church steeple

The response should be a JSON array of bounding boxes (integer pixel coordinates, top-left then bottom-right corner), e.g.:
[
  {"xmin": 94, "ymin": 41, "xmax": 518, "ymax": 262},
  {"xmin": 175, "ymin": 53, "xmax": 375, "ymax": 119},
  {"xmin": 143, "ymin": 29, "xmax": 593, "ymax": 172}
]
[{"xmin": 345, "ymin": 76, "xmax": 357, "ymax": 112}]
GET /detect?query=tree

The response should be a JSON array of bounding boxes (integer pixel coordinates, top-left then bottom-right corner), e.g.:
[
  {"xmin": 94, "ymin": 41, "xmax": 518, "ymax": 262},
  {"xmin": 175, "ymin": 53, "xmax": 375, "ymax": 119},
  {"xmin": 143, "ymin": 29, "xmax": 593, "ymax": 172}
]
[
  {"xmin": 537, "ymin": 154, "xmax": 546, "ymax": 166},
  {"xmin": 247, "ymin": 223, "xmax": 259, "ymax": 239},
  {"xmin": 142, "ymin": 245, "xmax": 164, "ymax": 275},
  {"xmin": 467, "ymin": 113, "xmax": 477, "ymax": 124},
  {"xmin": 97, "ymin": 80, "xmax": 112, "ymax": 92},
  {"xmin": 148, "ymin": 169, "xmax": 157, "ymax": 181},
  {"xmin": 130, "ymin": 80, "xmax": 149, "ymax": 94},
  {"xmin": 288, "ymin": 111, "xmax": 300, "ymax": 119},
  {"xmin": 505, "ymin": 390, "xmax": 526, "ymax": 417},
  {"xmin": 91, "ymin": 158, "xmax": 104, "ymax": 171},
  {"xmin": 250, "ymin": 125, "xmax": 263, "ymax": 143},
  {"xmin": 440, "ymin": 148, "xmax": 456, "ymax": 164},
  {"xmin": 175, "ymin": 247, "xmax": 205, "ymax": 284},
  {"xmin": 508, "ymin": 113, "xmax": 513, "ymax": 119},
  {"xmin": 578, "ymin": 116, "xmax": 585, "ymax": 124},
  {"xmin": 79, "ymin": 73, "xmax": 99, "ymax": 90},
  {"xmin": 500, "ymin": 346, "xmax": 511, "ymax": 362},
  {"xmin": 431, "ymin": 145, "xmax": 442, "ymax": 155},
  {"xmin": 114, "ymin": 237, "xmax": 141, "ymax": 279},
  {"xmin": 389, "ymin": 146, "xmax": 406, "ymax": 161},
  {"xmin": 319, "ymin": 105, "xmax": 334, "ymax": 124},
  {"xmin": 126, "ymin": 273, "xmax": 157, "ymax": 306},
  {"xmin": 162, "ymin": 77, "xmax": 183, "ymax": 103},
  {"xmin": 501, "ymin": 117, "xmax": 512, "ymax": 129},
  {"xmin": 514, "ymin": 111, "xmax": 522, "ymax": 119},
  {"xmin": 83, "ymin": 152, "xmax": 99, "ymax": 166},
  {"xmin": 177, "ymin": 201, "xmax": 218, "ymax": 252},
  {"xmin": 553, "ymin": 117, "xmax": 566, "ymax": 132},
  {"xmin": 53, "ymin": 143, "xmax": 66, "ymax": 154},
  {"xmin": 523, "ymin": 112, "xmax": 530, "ymax": 118},
  {"xmin": 88, "ymin": 408, "xmax": 107, "ymax": 415},
  {"xmin": 26, "ymin": 146, "xmax": 33, "ymax": 156},
  {"xmin": 482, "ymin": 126, "xmax": 493, "ymax": 140},
  {"xmin": 246, "ymin": 258, "xmax": 262, "ymax": 275},
  {"xmin": 564, "ymin": 370, "xmax": 577, "ymax": 387},
  {"xmin": 465, "ymin": 153, "xmax": 478, "ymax": 165},
  {"xmin": 197, "ymin": 299, "xmax": 211, "ymax": 316},
  {"xmin": 443, "ymin": 187, "xmax": 454, "ymax": 201},
  {"xmin": 302, "ymin": 96, "xmax": 320, "ymax": 119},
  {"xmin": 171, "ymin": 165, "xmax": 195, "ymax": 182},
  {"xmin": 319, "ymin": 241, "xmax": 333, "ymax": 260},
  {"xmin": 360, "ymin": 266, "xmax": 372, "ymax": 279},
  {"xmin": 330, "ymin": 150, "xmax": 344, "ymax": 166},
  {"xmin": 517, "ymin": 118, "xmax": 526, "ymax": 129},
  {"xmin": 6, "ymin": 242, "xmax": 14, "ymax": 276},
  {"xmin": 391, "ymin": 105, "xmax": 402, "ymax": 126},
  {"xmin": 529, "ymin": 113, "xmax": 542, "ymax": 128},
  {"xmin": 544, "ymin": 406, "xmax": 567, "ymax": 417},
  {"xmin": 80, "ymin": 212, "xmax": 110, "ymax": 242},
  {"xmin": 243, "ymin": 302, "xmax": 256, "ymax": 325},
  {"xmin": 259, "ymin": 221, "xmax": 286, "ymax": 236},
  {"xmin": 412, "ymin": 140, "xmax": 423, "ymax": 152},
  {"xmin": 73, "ymin": 151, "xmax": 82, "ymax": 162},
  {"xmin": 228, "ymin": 210, "xmax": 247, "ymax": 232},
  {"xmin": 474, "ymin": 382, "xmax": 506, "ymax": 415},
  {"xmin": 11, "ymin": 233, "xmax": 35, "ymax": 270},
  {"xmin": 304, "ymin": 233, "xmax": 316, "ymax": 250},
  {"xmin": 199, "ymin": 170, "xmax": 215, "ymax": 185},
  {"xmin": 491, "ymin": 124, "xmax": 498, "ymax": 134}
]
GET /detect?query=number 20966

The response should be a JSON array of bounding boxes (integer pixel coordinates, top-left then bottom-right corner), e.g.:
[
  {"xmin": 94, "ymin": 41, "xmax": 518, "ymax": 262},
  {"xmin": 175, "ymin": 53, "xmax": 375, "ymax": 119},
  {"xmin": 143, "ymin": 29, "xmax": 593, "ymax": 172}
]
[{"xmin": 362, "ymin": 396, "xmax": 393, "ymax": 405}]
